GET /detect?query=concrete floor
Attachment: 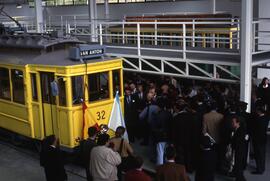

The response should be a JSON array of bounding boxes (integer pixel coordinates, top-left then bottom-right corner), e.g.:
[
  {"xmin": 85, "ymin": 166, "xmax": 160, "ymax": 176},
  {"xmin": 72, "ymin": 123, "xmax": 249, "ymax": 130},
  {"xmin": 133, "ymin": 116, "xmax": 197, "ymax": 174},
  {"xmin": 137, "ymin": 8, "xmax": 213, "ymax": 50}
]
[
  {"xmin": 0, "ymin": 141, "xmax": 85, "ymax": 181},
  {"xmin": 132, "ymin": 137, "xmax": 270, "ymax": 181},
  {"xmin": 0, "ymin": 138, "xmax": 269, "ymax": 181}
]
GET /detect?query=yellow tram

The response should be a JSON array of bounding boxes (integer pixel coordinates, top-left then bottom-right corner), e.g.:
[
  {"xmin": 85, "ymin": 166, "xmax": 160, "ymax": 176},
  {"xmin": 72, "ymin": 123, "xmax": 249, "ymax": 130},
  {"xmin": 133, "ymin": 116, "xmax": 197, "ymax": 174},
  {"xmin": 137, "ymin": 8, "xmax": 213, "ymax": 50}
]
[{"xmin": 0, "ymin": 34, "xmax": 123, "ymax": 149}]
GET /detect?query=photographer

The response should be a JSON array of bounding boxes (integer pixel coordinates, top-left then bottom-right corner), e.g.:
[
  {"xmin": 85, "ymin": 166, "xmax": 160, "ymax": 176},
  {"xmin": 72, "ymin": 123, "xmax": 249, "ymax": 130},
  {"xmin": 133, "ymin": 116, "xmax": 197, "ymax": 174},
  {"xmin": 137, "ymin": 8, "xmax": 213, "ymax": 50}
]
[{"xmin": 90, "ymin": 134, "xmax": 121, "ymax": 181}]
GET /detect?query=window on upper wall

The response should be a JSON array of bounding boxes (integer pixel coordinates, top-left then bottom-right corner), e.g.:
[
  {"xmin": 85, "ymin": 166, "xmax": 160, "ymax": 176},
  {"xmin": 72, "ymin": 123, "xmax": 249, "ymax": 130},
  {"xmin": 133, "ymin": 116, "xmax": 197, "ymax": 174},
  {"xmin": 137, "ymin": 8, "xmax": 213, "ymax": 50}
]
[
  {"xmin": 58, "ymin": 77, "xmax": 67, "ymax": 106},
  {"xmin": 88, "ymin": 72, "xmax": 109, "ymax": 102},
  {"xmin": 72, "ymin": 76, "xmax": 84, "ymax": 105},
  {"xmin": 11, "ymin": 70, "xmax": 25, "ymax": 104},
  {"xmin": 31, "ymin": 74, "xmax": 38, "ymax": 102},
  {"xmin": 0, "ymin": 68, "xmax": 11, "ymax": 100},
  {"xmin": 113, "ymin": 70, "xmax": 121, "ymax": 97}
]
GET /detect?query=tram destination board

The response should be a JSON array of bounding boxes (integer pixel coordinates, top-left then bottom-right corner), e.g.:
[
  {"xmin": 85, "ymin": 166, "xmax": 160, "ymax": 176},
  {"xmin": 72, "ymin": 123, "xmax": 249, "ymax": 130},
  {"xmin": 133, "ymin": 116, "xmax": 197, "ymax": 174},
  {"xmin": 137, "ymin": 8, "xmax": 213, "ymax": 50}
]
[{"xmin": 69, "ymin": 44, "xmax": 106, "ymax": 61}]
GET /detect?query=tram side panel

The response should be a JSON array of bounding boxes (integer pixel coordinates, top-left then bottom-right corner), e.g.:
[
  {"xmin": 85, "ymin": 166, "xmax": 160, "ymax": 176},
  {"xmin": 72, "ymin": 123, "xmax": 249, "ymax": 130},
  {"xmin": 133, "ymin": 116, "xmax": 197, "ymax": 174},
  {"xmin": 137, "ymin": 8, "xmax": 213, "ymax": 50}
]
[
  {"xmin": 30, "ymin": 72, "xmax": 45, "ymax": 140},
  {"xmin": 0, "ymin": 66, "xmax": 33, "ymax": 138}
]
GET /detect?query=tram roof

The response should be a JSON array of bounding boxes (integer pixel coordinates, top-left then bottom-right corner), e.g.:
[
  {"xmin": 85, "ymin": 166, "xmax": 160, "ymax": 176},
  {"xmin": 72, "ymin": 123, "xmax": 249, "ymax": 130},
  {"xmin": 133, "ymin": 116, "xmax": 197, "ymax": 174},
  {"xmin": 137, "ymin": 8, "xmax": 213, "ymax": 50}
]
[
  {"xmin": 0, "ymin": 34, "xmax": 84, "ymax": 49},
  {"xmin": 0, "ymin": 48, "xmax": 117, "ymax": 66},
  {"xmin": 0, "ymin": 34, "xmax": 118, "ymax": 66}
]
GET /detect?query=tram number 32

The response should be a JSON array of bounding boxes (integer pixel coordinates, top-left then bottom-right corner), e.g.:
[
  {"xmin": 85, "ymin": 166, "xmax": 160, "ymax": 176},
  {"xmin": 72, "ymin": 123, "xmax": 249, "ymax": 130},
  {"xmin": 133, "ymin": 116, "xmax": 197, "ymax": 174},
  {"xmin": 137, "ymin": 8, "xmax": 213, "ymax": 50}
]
[{"xmin": 96, "ymin": 111, "xmax": 105, "ymax": 120}]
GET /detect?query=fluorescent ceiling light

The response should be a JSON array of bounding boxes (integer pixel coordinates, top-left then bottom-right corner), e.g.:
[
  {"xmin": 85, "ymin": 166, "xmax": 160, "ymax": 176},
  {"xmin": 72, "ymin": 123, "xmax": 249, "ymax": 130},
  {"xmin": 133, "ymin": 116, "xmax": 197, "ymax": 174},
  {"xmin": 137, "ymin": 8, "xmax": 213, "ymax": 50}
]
[{"xmin": 16, "ymin": 4, "xmax": 22, "ymax": 9}]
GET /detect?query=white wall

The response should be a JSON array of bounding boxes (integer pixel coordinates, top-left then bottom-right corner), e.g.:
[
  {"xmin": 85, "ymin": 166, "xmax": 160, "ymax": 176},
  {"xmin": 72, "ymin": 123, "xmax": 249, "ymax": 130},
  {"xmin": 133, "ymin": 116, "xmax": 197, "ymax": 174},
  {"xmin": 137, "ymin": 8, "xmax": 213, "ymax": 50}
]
[
  {"xmin": 216, "ymin": 0, "xmax": 241, "ymax": 17},
  {"xmin": 259, "ymin": 0, "xmax": 270, "ymax": 50},
  {"xmin": 2, "ymin": 0, "xmax": 244, "ymax": 21},
  {"xmin": 0, "ymin": 4, "xmax": 35, "ymax": 17},
  {"xmin": 45, "ymin": 0, "xmax": 245, "ymax": 20},
  {"xmin": 45, "ymin": 0, "xmax": 213, "ymax": 20}
]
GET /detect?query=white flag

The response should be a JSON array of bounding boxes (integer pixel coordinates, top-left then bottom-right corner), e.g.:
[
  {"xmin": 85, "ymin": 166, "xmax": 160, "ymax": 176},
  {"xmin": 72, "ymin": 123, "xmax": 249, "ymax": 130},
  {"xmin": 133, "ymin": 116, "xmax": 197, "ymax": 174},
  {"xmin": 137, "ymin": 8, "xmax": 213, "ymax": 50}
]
[{"xmin": 108, "ymin": 92, "xmax": 129, "ymax": 141}]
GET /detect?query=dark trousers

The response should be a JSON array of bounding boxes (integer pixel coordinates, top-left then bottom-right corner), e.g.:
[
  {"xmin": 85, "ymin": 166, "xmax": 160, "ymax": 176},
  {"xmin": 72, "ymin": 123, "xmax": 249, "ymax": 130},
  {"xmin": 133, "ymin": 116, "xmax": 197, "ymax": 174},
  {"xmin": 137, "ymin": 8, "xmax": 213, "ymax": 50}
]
[
  {"xmin": 253, "ymin": 142, "xmax": 266, "ymax": 173},
  {"xmin": 235, "ymin": 170, "xmax": 246, "ymax": 181},
  {"xmin": 141, "ymin": 121, "xmax": 150, "ymax": 144},
  {"xmin": 195, "ymin": 149, "xmax": 216, "ymax": 181},
  {"xmin": 233, "ymin": 154, "xmax": 246, "ymax": 181},
  {"xmin": 126, "ymin": 121, "xmax": 136, "ymax": 142},
  {"xmin": 85, "ymin": 167, "xmax": 92, "ymax": 181}
]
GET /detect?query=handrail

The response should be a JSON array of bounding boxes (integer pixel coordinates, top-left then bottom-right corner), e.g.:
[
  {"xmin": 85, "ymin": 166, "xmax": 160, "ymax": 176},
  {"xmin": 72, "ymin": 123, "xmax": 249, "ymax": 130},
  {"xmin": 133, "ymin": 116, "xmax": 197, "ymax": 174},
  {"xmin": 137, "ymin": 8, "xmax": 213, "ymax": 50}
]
[
  {"xmin": 74, "ymin": 21, "xmax": 240, "ymax": 25},
  {"xmin": 2, "ymin": 17, "xmax": 270, "ymax": 56}
]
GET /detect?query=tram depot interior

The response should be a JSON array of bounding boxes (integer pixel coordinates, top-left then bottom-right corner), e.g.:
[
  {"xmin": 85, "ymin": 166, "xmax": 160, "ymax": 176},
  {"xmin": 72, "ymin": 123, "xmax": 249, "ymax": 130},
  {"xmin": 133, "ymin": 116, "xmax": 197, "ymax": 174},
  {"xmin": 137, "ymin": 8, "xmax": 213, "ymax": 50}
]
[{"xmin": 1, "ymin": 0, "xmax": 270, "ymax": 181}]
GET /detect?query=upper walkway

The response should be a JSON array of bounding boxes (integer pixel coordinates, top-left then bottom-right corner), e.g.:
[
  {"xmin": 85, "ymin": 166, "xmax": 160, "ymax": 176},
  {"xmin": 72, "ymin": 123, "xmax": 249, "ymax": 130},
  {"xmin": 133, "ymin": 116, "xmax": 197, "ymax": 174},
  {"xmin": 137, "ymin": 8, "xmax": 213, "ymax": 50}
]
[{"xmin": 1, "ymin": 15, "xmax": 270, "ymax": 83}]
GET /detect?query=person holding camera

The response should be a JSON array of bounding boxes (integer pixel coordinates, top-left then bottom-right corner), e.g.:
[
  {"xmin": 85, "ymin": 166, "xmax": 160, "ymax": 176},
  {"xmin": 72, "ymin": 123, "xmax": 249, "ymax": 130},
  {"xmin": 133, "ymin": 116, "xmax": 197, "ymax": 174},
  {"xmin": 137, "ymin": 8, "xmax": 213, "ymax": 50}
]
[{"xmin": 90, "ymin": 134, "xmax": 121, "ymax": 181}]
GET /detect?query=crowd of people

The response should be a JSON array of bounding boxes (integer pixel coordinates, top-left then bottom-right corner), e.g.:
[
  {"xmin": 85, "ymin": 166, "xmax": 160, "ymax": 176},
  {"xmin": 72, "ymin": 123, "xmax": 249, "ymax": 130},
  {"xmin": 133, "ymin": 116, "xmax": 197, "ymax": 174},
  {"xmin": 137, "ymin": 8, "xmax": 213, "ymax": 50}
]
[{"xmin": 39, "ymin": 74, "xmax": 270, "ymax": 181}]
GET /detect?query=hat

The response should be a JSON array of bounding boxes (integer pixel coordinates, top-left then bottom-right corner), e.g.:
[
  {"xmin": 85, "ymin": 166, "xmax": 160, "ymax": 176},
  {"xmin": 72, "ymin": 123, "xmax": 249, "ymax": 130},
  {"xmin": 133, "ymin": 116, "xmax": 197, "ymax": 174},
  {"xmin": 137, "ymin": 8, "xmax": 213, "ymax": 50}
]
[{"xmin": 238, "ymin": 101, "xmax": 248, "ymax": 107}]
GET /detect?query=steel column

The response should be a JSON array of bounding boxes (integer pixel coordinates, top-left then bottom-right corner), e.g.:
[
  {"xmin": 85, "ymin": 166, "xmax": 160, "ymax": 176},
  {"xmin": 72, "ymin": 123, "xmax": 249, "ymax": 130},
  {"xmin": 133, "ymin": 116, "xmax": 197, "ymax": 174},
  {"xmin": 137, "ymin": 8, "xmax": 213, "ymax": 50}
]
[
  {"xmin": 88, "ymin": 0, "xmax": 97, "ymax": 42},
  {"xmin": 34, "ymin": 0, "xmax": 43, "ymax": 33},
  {"xmin": 240, "ymin": 0, "xmax": 253, "ymax": 112},
  {"xmin": 212, "ymin": 0, "xmax": 216, "ymax": 14},
  {"xmin": 104, "ymin": 0, "xmax": 110, "ymax": 20}
]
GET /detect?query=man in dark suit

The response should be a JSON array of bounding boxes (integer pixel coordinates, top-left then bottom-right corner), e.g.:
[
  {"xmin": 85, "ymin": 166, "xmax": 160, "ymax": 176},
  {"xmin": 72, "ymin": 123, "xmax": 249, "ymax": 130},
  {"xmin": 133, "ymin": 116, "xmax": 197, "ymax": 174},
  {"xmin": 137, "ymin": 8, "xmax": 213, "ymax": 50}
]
[
  {"xmin": 80, "ymin": 126, "xmax": 98, "ymax": 181},
  {"xmin": 40, "ymin": 135, "xmax": 67, "ymax": 181},
  {"xmin": 124, "ymin": 88, "xmax": 138, "ymax": 142},
  {"xmin": 231, "ymin": 116, "xmax": 247, "ymax": 181},
  {"xmin": 133, "ymin": 84, "xmax": 146, "ymax": 139},
  {"xmin": 238, "ymin": 101, "xmax": 251, "ymax": 169},
  {"xmin": 135, "ymin": 84, "xmax": 146, "ymax": 112},
  {"xmin": 156, "ymin": 145, "xmax": 189, "ymax": 181},
  {"xmin": 172, "ymin": 99, "xmax": 199, "ymax": 172},
  {"xmin": 252, "ymin": 106, "xmax": 269, "ymax": 174}
]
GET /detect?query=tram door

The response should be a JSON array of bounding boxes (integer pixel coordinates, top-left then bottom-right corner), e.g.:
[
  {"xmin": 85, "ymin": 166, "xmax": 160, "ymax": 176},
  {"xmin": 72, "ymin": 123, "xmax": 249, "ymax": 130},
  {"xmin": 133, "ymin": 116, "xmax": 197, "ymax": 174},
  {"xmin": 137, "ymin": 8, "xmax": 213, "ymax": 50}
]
[{"xmin": 40, "ymin": 72, "xmax": 58, "ymax": 137}]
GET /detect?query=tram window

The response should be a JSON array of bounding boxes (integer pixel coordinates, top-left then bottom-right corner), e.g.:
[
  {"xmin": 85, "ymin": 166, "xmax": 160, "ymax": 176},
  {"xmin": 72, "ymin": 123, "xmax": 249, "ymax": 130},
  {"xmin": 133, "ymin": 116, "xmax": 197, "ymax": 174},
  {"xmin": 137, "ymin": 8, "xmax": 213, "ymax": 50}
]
[
  {"xmin": 58, "ymin": 77, "xmax": 66, "ymax": 106},
  {"xmin": 31, "ymin": 74, "xmax": 38, "ymax": 101},
  {"xmin": 88, "ymin": 72, "xmax": 109, "ymax": 102},
  {"xmin": 11, "ymin": 70, "xmax": 25, "ymax": 104},
  {"xmin": 113, "ymin": 70, "xmax": 121, "ymax": 97},
  {"xmin": 40, "ymin": 73, "xmax": 56, "ymax": 104},
  {"xmin": 0, "ymin": 68, "xmax": 11, "ymax": 100},
  {"xmin": 72, "ymin": 76, "xmax": 84, "ymax": 105}
]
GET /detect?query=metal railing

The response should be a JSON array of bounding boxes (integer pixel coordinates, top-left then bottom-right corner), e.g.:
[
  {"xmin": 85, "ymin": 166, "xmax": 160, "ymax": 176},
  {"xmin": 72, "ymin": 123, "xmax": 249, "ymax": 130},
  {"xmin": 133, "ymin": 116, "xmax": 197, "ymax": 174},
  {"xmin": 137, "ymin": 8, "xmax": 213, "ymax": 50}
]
[
  {"xmin": 253, "ymin": 18, "xmax": 270, "ymax": 55},
  {"xmin": 2, "ymin": 15, "xmax": 270, "ymax": 55},
  {"xmin": 68, "ymin": 20, "xmax": 241, "ymax": 58},
  {"xmin": 2, "ymin": 16, "xmax": 270, "ymax": 82}
]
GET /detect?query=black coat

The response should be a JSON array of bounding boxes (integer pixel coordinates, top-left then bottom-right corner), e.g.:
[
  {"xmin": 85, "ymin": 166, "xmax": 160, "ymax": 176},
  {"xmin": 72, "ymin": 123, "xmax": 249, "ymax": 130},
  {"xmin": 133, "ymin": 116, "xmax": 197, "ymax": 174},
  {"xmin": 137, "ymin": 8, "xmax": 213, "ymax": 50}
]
[
  {"xmin": 40, "ymin": 146, "xmax": 67, "ymax": 181},
  {"xmin": 80, "ymin": 138, "xmax": 97, "ymax": 168},
  {"xmin": 124, "ymin": 95, "xmax": 138, "ymax": 121},
  {"xmin": 134, "ymin": 91, "xmax": 146, "ymax": 111},
  {"xmin": 231, "ymin": 126, "xmax": 247, "ymax": 173},
  {"xmin": 152, "ymin": 109, "xmax": 172, "ymax": 143},
  {"xmin": 172, "ymin": 111, "xmax": 201, "ymax": 172},
  {"xmin": 257, "ymin": 84, "xmax": 270, "ymax": 106},
  {"xmin": 252, "ymin": 115, "xmax": 269, "ymax": 144}
]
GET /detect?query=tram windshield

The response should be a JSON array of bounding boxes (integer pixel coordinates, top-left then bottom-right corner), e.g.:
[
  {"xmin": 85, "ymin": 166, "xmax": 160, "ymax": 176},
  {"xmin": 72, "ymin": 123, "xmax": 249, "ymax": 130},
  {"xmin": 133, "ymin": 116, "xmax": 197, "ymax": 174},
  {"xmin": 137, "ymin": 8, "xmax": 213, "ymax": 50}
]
[
  {"xmin": 72, "ymin": 76, "xmax": 84, "ymax": 105},
  {"xmin": 113, "ymin": 70, "xmax": 121, "ymax": 97},
  {"xmin": 88, "ymin": 72, "xmax": 109, "ymax": 102},
  {"xmin": 58, "ymin": 77, "xmax": 66, "ymax": 106},
  {"xmin": 0, "ymin": 67, "xmax": 11, "ymax": 100},
  {"xmin": 11, "ymin": 69, "xmax": 25, "ymax": 104}
]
